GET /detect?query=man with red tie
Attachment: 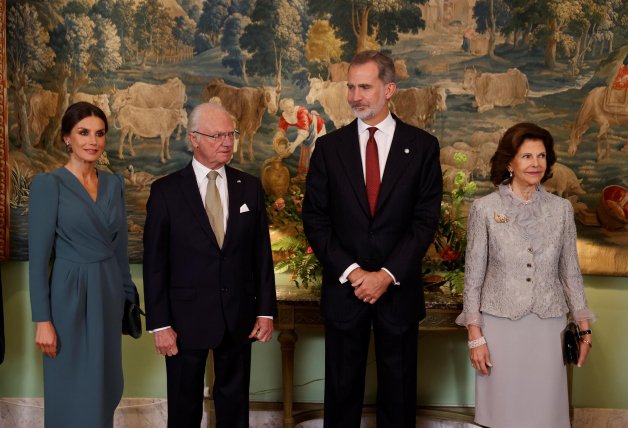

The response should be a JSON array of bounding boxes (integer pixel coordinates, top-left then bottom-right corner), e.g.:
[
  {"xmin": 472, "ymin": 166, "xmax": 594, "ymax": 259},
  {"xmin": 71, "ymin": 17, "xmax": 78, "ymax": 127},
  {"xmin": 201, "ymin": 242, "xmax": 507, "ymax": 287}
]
[{"xmin": 302, "ymin": 51, "xmax": 442, "ymax": 428}]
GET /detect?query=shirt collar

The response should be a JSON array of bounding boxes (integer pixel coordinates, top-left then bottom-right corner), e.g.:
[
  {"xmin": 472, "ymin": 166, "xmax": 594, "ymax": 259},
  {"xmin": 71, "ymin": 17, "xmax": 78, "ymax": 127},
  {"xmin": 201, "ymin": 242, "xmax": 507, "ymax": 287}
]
[
  {"xmin": 192, "ymin": 157, "xmax": 226, "ymax": 184},
  {"xmin": 357, "ymin": 112, "xmax": 395, "ymax": 137}
]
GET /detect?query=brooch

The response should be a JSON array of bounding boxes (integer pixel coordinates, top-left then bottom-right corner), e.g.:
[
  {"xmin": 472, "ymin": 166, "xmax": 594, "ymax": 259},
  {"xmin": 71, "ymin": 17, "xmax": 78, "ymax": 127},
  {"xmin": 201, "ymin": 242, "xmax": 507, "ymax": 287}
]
[{"xmin": 494, "ymin": 211, "xmax": 509, "ymax": 223}]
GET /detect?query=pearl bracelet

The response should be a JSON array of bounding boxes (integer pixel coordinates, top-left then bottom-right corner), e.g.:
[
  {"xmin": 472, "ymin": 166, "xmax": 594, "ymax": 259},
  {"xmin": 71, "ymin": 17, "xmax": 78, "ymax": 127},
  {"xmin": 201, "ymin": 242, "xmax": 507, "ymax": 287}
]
[{"xmin": 468, "ymin": 336, "xmax": 487, "ymax": 349}]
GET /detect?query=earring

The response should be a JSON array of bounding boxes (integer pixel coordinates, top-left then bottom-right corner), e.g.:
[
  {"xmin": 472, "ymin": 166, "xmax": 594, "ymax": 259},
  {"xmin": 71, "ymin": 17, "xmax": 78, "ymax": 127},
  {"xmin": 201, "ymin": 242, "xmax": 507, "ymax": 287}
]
[
  {"xmin": 509, "ymin": 170, "xmax": 513, "ymax": 178},
  {"xmin": 65, "ymin": 141, "xmax": 72, "ymax": 153}
]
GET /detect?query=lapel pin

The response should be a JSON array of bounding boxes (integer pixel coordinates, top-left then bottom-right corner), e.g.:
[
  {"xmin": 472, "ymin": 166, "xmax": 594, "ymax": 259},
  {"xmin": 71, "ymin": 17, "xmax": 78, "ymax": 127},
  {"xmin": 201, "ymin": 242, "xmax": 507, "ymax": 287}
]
[
  {"xmin": 236, "ymin": 179, "xmax": 242, "ymax": 183},
  {"xmin": 404, "ymin": 148, "xmax": 410, "ymax": 154}
]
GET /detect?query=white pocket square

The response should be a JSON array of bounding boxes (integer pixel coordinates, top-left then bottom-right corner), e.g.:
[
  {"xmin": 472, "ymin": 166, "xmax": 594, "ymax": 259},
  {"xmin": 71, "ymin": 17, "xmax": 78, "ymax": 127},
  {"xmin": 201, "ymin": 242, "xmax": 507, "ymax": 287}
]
[{"xmin": 240, "ymin": 203, "xmax": 250, "ymax": 213}]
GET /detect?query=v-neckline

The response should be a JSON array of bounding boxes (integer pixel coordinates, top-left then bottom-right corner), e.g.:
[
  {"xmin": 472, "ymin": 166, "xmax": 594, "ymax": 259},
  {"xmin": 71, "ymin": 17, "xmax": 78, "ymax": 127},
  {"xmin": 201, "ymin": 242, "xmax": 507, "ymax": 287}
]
[{"xmin": 61, "ymin": 167, "xmax": 101, "ymax": 203}]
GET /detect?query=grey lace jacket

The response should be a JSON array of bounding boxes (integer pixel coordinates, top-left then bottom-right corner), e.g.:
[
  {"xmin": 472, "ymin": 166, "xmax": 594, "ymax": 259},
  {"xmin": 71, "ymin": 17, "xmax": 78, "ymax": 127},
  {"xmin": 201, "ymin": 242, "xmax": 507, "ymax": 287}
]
[{"xmin": 455, "ymin": 185, "xmax": 595, "ymax": 327}]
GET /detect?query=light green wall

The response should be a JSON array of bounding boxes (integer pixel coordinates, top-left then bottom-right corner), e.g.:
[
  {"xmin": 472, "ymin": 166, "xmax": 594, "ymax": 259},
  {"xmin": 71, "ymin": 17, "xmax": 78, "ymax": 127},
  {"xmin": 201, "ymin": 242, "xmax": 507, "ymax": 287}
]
[{"xmin": 1, "ymin": 261, "xmax": 626, "ymax": 408}]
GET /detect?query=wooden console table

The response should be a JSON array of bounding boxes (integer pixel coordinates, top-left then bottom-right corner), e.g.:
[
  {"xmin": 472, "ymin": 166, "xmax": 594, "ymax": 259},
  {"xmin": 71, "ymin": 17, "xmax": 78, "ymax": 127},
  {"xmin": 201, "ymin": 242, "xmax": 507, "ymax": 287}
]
[{"xmin": 274, "ymin": 281, "xmax": 464, "ymax": 428}]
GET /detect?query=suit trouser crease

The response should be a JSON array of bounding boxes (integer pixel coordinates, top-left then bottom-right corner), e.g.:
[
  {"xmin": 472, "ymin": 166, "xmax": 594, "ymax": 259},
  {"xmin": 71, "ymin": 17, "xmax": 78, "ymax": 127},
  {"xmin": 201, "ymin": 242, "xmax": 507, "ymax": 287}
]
[
  {"xmin": 166, "ymin": 334, "xmax": 251, "ymax": 428},
  {"xmin": 323, "ymin": 305, "xmax": 419, "ymax": 428}
]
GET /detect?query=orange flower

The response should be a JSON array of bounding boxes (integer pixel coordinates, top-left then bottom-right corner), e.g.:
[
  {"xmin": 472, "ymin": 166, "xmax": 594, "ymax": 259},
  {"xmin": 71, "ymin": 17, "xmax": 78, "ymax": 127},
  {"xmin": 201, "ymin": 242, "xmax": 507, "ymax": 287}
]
[{"xmin": 306, "ymin": 246, "xmax": 313, "ymax": 254}]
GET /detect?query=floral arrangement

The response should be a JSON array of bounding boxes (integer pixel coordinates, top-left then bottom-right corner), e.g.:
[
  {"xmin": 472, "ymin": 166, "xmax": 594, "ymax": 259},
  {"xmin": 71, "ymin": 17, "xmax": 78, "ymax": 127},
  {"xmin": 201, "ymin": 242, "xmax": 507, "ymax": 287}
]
[
  {"xmin": 266, "ymin": 184, "xmax": 322, "ymax": 289},
  {"xmin": 425, "ymin": 152, "xmax": 477, "ymax": 294},
  {"xmin": 266, "ymin": 152, "xmax": 476, "ymax": 294}
]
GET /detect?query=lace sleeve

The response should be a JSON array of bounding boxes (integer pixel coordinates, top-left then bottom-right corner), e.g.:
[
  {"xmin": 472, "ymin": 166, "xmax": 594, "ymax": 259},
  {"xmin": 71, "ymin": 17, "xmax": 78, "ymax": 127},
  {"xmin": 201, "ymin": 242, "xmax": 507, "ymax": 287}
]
[
  {"xmin": 455, "ymin": 311, "xmax": 484, "ymax": 327},
  {"xmin": 558, "ymin": 202, "xmax": 596, "ymax": 321},
  {"xmin": 456, "ymin": 201, "xmax": 488, "ymax": 327}
]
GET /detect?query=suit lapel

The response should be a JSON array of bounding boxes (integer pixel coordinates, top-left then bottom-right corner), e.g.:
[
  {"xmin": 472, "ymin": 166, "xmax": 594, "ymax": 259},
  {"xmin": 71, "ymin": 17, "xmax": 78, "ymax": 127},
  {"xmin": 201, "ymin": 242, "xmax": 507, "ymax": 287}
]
[
  {"xmin": 223, "ymin": 165, "xmax": 242, "ymax": 250},
  {"xmin": 178, "ymin": 162, "xmax": 220, "ymax": 247},
  {"xmin": 376, "ymin": 117, "xmax": 415, "ymax": 212},
  {"xmin": 337, "ymin": 120, "xmax": 371, "ymax": 218}
]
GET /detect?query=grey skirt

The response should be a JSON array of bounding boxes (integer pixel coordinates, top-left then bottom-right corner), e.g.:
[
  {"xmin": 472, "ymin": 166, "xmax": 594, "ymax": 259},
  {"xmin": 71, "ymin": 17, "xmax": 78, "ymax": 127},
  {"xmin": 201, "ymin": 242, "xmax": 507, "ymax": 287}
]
[{"xmin": 474, "ymin": 313, "xmax": 570, "ymax": 428}]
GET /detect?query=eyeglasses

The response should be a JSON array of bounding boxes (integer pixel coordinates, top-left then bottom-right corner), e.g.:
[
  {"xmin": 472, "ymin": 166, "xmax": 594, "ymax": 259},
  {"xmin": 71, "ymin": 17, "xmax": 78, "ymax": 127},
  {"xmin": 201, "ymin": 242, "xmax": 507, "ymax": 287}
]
[{"xmin": 192, "ymin": 130, "xmax": 240, "ymax": 142}]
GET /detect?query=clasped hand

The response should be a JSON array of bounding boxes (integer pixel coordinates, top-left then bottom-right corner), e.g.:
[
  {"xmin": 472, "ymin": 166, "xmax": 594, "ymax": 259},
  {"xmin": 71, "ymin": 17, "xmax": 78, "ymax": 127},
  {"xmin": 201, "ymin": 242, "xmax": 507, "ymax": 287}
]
[{"xmin": 348, "ymin": 268, "xmax": 392, "ymax": 304}]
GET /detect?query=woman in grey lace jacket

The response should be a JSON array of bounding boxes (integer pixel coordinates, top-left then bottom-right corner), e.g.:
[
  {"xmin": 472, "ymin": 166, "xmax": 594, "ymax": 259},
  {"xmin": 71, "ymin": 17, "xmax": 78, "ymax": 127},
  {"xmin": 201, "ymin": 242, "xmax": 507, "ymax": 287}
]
[{"xmin": 456, "ymin": 123, "xmax": 595, "ymax": 428}]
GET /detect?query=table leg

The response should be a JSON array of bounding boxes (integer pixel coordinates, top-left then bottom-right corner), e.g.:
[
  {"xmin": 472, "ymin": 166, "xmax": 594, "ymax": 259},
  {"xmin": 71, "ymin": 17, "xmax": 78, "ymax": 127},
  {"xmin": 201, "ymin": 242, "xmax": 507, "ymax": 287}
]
[{"xmin": 278, "ymin": 329, "xmax": 298, "ymax": 428}]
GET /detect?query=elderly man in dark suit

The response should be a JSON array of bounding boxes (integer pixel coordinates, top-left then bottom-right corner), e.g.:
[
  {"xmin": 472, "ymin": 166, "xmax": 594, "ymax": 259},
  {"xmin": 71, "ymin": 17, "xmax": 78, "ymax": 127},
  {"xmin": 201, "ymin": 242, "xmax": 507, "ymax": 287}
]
[
  {"xmin": 143, "ymin": 102, "xmax": 277, "ymax": 428},
  {"xmin": 302, "ymin": 51, "xmax": 443, "ymax": 428}
]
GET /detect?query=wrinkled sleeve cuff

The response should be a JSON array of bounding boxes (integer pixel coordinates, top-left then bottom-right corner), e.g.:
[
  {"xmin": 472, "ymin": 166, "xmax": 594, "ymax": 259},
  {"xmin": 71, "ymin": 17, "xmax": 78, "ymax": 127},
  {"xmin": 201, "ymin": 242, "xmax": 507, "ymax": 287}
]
[
  {"xmin": 339, "ymin": 263, "xmax": 360, "ymax": 284},
  {"xmin": 572, "ymin": 308, "xmax": 596, "ymax": 322},
  {"xmin": 455, "ymin": 311, "xmax": 484, "ymax": 328}
]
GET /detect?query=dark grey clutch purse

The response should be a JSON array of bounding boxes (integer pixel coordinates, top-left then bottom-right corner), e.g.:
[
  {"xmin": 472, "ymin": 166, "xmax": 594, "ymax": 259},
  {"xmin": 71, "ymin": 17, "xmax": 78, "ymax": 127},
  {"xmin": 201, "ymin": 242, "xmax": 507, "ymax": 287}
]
[
  {"xmin": 563, "ymin": 322, "xmax": 580, "ymax": 365},
  {"xmin": 122, "ymin": 288, "xmax": 145, "ymax": 339}
]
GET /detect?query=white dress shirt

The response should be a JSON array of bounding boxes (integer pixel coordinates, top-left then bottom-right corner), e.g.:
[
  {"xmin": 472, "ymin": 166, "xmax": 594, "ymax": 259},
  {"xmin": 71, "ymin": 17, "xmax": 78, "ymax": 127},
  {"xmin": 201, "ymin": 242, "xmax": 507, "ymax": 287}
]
[
  {"xmin": 339, "ymin": 114, "xmax": 399, "ymax": 286},
  {"xmin": 356, "ymin": 113, "xmax": 396, "ymax": 182}
]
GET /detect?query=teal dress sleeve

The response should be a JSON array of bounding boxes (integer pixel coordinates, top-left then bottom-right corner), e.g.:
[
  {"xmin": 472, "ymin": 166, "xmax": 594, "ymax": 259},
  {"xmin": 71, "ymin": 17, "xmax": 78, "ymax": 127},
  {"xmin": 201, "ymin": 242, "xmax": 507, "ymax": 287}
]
[
  {"xmin": 113, "ymin": 174, "xmax": 137, "ymax": 303},
  {"xmin": 28, "ymin": 173, "xmax": 59, "ymax": 322}
]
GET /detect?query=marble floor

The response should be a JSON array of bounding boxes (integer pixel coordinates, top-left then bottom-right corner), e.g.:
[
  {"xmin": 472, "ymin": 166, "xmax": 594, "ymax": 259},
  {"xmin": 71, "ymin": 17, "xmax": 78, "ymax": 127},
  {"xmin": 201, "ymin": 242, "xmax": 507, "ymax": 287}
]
[
  {"xmin": 1, "ymin": 398, "xmax": 626, "ymax": 427},
  {"xmin": 297, "ymin": 417, "xmax": 479, "ymax": 428}
]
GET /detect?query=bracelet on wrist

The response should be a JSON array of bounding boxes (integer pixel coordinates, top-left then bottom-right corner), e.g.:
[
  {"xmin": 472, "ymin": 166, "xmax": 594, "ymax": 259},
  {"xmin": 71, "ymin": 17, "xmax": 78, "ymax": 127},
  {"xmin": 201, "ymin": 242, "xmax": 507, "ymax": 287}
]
[
  {"xmin": 468, "ymin": 336, "xmax": 487, "ymax": 349},
  {"xmin": 580, "ymin": 338, "xmax": 592, "ymax": 348}
]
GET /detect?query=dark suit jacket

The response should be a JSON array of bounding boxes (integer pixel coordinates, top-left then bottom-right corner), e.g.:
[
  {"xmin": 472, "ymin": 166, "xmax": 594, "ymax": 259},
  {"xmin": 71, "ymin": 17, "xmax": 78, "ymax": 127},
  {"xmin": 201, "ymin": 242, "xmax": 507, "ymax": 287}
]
[
  {"xmin": 143, "ymin": 162, "xmax": 277, "ymax": 349},
  {"xmin": 302, "ymin": 116, "xmax": 442, "ymax": 325}
]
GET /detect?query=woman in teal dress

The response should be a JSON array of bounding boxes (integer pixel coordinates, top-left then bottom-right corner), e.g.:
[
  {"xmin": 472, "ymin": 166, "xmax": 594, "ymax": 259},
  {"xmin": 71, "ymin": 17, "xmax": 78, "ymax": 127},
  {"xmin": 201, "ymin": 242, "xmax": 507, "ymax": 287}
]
[{"xmin": 29, "ymin": 102, "xmax": 136, "ymax": 428}]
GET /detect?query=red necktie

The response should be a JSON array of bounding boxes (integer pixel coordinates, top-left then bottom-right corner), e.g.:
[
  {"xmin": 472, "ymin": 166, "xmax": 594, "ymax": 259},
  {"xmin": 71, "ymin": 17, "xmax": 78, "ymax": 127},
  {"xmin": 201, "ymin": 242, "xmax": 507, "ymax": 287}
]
[{"xmin": 365, "ymin": 127, "xmax": 380, "ymax": 216}]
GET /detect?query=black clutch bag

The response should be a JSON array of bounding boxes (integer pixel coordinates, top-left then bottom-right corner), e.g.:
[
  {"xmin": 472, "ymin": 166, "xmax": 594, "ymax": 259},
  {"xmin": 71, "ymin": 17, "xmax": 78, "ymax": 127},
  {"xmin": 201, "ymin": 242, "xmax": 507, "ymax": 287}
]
[
  {"xmin": 563, "ymin": 322, "xmax": 580, "ymax": 365},
  {"xmin": 122, "ymin": 288, "xmax": 145, "ymax": 339}
]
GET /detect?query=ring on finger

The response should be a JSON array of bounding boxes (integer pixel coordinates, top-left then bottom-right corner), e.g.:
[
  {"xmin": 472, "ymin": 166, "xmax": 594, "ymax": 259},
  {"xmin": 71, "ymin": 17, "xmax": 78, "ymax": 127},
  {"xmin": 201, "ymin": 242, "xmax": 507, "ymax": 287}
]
[{"xmin": 364, "ymin": 298, "xmax": 368, "ymax": 302}]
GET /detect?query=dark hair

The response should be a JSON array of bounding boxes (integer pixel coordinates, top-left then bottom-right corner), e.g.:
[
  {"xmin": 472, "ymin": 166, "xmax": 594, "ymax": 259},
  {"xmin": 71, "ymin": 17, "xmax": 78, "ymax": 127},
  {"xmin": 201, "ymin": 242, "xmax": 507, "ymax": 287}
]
[
  {"xmin": 349, "ymin": 50, "xmax": 396, "ymax": 84},
  {"xmin": 489, "ymin": 122, "xmax": 556, "ymax": 186},
  {"xmin": 61, "ymin": 102, "xmax": 108, "ymax": 138}
]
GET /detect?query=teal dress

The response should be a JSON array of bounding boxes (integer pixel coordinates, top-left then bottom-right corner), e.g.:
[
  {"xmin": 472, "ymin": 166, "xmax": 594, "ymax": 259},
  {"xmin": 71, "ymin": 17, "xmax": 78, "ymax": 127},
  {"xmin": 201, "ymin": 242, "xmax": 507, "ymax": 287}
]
[{"xmin": 28, "ymin": 168, "xmax": 135, "ymax": 428}]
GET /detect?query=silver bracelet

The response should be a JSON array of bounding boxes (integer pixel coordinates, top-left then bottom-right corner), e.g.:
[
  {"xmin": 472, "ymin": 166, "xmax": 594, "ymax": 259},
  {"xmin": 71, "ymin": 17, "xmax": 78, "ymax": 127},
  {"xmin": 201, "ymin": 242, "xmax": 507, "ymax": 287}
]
[{"xmin": 468, "ymin": 336, "xmax": 487, "ymax": 349}]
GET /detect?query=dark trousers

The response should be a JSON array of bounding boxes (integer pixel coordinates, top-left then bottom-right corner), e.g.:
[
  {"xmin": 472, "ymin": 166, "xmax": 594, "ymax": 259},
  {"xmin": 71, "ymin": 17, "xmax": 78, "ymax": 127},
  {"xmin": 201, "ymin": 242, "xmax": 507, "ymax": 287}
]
[
  {"xmin": 323, "ymin": 306, "xmax": 419, "ymax": 428},
  {"xmin": 165, "ymin": 334, "xmax": 252, "ymax": 428}
]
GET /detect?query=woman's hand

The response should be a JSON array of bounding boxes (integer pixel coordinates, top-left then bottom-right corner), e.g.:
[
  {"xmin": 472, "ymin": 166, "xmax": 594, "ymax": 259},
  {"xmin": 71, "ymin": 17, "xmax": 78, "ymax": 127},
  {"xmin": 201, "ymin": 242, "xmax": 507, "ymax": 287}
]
[
  {"xmin": 470, "ymin": 344, "xmax": 492, "ymax": 376},
  {"xmin": 468, "ymin": 325, "xmax": 492, "ymax": 376},
  {"xmin": 35, "ymin": 321, "xmax": 57, "ymax": 358},
  {"xmin": 577, "ymin": 320, "xmax": 592, "ymax": 367}
]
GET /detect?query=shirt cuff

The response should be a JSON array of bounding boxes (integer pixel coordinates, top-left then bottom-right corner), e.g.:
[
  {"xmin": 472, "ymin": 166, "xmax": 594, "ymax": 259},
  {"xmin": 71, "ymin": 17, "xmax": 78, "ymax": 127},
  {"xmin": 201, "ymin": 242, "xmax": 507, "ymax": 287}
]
[
  {"xmin": 257, "ymin": 315, "xmax": 274, "ymax": 320},
  {"xmin": 381, "ymin": 268, "xmax": 399, "ymax": 286},
  {"xmin": 148, "ymin": 326, "xmax": 171, "ymax": 334},
  {"xmin": 339, "ymin": 263, "xmax": 360, "ymax": 284}
]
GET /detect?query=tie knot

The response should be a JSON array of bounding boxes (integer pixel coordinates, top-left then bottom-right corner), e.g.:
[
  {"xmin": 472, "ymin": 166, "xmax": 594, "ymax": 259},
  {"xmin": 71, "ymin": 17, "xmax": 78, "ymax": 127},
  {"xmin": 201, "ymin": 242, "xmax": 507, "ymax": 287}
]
[
  {"xmin": 208, "ymin": 170, "xmax": 219, "ymax": 181},
  {"xmin": 367, "ymin": 127, "xmax": 378, "ymax": 138}
]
